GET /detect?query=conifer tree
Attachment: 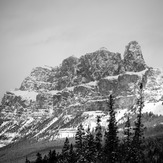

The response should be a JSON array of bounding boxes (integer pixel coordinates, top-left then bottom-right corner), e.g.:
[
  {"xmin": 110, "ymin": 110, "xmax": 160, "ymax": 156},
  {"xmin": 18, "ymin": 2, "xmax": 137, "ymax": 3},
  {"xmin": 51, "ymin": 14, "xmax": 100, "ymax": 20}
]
[
  {"xmin": 25, "ymin": 157, "xmax": 31, "ymax": 163},
  {"xmin": 62, "ymin": 137, "xmax": 70, "ymax": 155},
  {"xmin": 84, "ymin": 127, "xmax": 96, "ymax": 163},
  {"xmin": 42, "ymin": 155, "xmax": 48, "ymax": 163},
  {"xmin": 131, "ymin": 83, "xmax": 145, "ymax": 163},
  {"xmin": 103, "ymin": 95, "xmax": 119, "ymax": 163},
  {"xmin": 68, "ymin": 143, "xmax": 77, "ymax": 163},
  {"xmin": 75, "ymin": 123, "xmax": 85, "ymax": 163},
  {"xmin": 62, "ymin": 137, "xmax": 70, "ymax": 163},
  {"xmin": 95, "ymin": 116, "xmax": 103, "ymax": 161},
  {"xmin": 48, "ymin": 149, "xmax": 58, "ymax": 163},
  {"xmin": 35, "ymin": 152, "xmax": 42, "ymax": 163},
  {"xmin": 123, "ymin": 115, "xmax": 132, "ymax": 162}
]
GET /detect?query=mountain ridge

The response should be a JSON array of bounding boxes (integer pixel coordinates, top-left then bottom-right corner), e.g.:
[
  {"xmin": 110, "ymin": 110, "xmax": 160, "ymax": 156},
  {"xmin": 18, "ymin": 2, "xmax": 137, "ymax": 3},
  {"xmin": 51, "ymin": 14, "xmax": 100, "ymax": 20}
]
[{"xmin": 0, "ymin": 41, "xmax": 163, "ymax": 152}]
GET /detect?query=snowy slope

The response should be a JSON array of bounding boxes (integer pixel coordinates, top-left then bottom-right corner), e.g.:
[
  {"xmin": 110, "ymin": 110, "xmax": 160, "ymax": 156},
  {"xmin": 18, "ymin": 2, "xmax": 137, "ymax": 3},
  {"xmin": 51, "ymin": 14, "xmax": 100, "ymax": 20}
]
[
  {"xmin": 143, "ymin": 101, "xmax": 163, "ymax": 115},
  {"xmin": 0, "ymin": 43, "xmax": 163, "ymax": 149}
]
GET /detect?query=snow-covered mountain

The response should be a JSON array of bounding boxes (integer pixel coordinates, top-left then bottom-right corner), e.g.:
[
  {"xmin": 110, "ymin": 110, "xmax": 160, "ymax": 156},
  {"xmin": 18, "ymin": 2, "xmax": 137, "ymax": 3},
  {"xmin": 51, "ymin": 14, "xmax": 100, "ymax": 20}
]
[{"xmin": 0, "ymin": 41, "xmax": 163, "ymax": 149}]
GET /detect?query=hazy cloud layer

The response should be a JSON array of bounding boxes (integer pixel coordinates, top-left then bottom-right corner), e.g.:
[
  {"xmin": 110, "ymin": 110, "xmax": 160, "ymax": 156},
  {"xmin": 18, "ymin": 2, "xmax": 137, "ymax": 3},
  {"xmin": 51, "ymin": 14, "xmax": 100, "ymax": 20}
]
[{"xmin": 0, "ymin": 0, "xmax": 163, "ymax": 100}]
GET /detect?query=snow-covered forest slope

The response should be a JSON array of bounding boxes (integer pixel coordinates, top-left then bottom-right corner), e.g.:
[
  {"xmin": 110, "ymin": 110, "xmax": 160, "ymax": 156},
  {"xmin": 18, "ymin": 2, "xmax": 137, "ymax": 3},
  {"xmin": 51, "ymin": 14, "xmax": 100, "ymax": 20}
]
[{"xmin": 0, "ymin": 41, "xmax": 163, "ymax": 149}]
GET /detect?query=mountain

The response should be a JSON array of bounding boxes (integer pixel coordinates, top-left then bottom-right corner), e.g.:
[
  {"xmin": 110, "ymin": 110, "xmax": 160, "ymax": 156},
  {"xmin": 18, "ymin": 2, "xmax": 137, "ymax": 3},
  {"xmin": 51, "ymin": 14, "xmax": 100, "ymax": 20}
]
[{"xmin": 0, "ymin": 41, "xmax": 163, "ymax": 162}]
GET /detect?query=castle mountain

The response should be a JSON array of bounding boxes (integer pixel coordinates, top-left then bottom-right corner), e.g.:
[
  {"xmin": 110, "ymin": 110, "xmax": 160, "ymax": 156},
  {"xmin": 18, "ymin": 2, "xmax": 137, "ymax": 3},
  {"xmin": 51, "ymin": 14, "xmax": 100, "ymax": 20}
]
[{"xmin": 0, "ymin": 41, "xmax": 163, "ymax": 162}]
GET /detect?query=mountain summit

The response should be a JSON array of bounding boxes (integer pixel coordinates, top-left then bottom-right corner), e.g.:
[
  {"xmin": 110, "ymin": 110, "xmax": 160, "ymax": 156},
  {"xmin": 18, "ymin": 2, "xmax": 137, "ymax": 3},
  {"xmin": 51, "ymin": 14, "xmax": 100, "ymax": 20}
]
[
  {"xmin": 0, "ymin": 41, "xmax": 163, "ymax": 157},
  {"xmin": 124, "ymin": 41, "xmax": 146, "ymax": 72},
  {"xmin": 19, "ymin": 41, "xmax": 146, "ymax": 93}
]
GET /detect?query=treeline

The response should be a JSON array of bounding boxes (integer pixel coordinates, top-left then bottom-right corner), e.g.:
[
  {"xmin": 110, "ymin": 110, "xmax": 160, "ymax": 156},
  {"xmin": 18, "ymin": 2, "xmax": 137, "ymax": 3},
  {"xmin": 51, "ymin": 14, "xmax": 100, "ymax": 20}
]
[{"xmin": 25, "ymin": 84, "xmax": 163, "ymax": 163}]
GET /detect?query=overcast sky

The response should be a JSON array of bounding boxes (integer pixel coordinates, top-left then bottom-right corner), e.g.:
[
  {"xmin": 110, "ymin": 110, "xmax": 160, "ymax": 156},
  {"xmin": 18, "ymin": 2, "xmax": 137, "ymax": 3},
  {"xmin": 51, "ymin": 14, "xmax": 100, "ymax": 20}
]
[{"xmin": 0, "ymin": 0, "xmax": 163, "ymax": 101}]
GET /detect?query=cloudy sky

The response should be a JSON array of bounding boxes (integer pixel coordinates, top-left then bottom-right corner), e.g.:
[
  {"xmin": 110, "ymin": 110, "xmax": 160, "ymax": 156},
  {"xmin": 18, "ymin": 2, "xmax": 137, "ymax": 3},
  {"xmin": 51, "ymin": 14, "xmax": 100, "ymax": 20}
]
[{"xmin": 0, "ymin": 0, "xmax": 163, "ymax": 100}]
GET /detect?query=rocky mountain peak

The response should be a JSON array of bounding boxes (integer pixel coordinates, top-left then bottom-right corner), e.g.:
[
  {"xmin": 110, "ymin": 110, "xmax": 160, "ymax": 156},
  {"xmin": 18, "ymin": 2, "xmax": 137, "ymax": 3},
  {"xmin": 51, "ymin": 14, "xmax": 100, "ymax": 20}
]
[
  {"xmin": 3, "ymin": 41, "xmax": 162, "ymax": 151},
  {"xmin": 19, "ymin": 42, "xmax": 147, "ymax": 92},
  {"xmin": 123, "ymin": 41, "xmax": 147, "ymax": 72},
  {"xmin": 76, "ymin": 49, "xmax": 124, "ymax": 82},
  {"xmin": 99, "ymin": 47, "xmax": 108, "ymax": 51}
]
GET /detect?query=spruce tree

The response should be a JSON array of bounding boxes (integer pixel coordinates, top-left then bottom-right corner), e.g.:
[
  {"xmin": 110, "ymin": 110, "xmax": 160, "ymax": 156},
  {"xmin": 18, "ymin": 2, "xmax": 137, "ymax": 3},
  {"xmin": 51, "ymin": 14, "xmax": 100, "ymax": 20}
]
[
  {"xmin": 42, "ymin": 155, "xmax": 48, "ymax": 163},
  {"xmin": 95, "ymin": 116, "xmax": 103, "ymax": 161},
  {"xmin": 68, "ymin": 144, "xmax": 77, "ymax": 163},
  {"xmin": 62, "ymin": 137, "xmax": 70, "ymax": 155},
  {"xmin": 84, "ymin": 127, "xmax": 96, "ymax": 163},
  {"xmin": 131, "ymin": 83, "xmax": 145, "ymax": 163},
  {"xmin": 48, "ymin": 149, "xmax": 58, "ymax": 163},
  {"xmin": 103, "ymin": 95, "xmax": 119, "ymax": 163},
  {"xmin": 25, "ymin": 157, "xmax": 31, "ymax": 163},
  {"xmin": 62, "ymin": 137, "xmax": 70, "ymax": 163},
  {"xmin": 35, "ymin": 152, "xmax": 42, "ymax": 163},
  {"xmin": 75, "ymin": 123, "xmax": 85, "ymax": 163},
  {"xmin": 123, "ymin": 116, "xmax": 132, "ymax": 162}
]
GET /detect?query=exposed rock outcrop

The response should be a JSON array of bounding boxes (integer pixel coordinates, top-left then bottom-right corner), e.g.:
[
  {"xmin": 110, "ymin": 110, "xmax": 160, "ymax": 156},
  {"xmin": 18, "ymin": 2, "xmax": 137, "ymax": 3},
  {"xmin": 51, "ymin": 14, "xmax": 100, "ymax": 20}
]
[
  {"xmin": 123, "ymin": 41, "xmax": 147, "ymax": 72},
  {"xmin": 77, "ymin": 50, "xmax": 124, "ymax": 82},
  {"xmin": 20, "ymin": 67, "xmax": 54, "ymax": 91},
  {"xmin": 1, "ymin": 41, "xmax": 162, "ymax": 148}
]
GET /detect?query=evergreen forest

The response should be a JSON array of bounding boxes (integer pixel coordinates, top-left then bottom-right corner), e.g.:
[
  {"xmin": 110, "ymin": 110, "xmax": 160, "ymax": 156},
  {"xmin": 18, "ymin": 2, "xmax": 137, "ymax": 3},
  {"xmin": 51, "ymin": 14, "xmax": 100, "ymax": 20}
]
[{"xmin": 25, "ymin": 84, "xmax": 163, "ymax": 163}]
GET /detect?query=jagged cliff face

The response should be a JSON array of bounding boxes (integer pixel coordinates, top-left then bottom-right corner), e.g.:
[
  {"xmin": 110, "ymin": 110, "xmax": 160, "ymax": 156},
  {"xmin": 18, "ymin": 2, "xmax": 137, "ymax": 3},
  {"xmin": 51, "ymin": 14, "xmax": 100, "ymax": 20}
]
[
  {"xmin": 0, "ymin": 41, "xmax": 163, "ymax": 148},
  {"xmin": 124, "ymin": 41, "xmax": 146, "ymax": 72}
]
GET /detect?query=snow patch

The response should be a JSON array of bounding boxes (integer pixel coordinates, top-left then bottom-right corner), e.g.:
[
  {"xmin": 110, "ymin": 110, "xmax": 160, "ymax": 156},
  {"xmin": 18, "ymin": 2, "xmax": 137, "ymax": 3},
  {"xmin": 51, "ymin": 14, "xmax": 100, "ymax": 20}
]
[
  {"xmin": 104, "ymin": 69, "xmax": 147, "ymax": 81},
  {"xmin": 40, "ymin": 65, "xmax": 53, "ymax": 71},
  {"xmin": 49, "ymin": 90, "xmax": 60, "ymax": 95},
  {"xmin": 125, "ymin": 69, "xmax": 147, "ymax": 76},
  {"xmin": 55, "ymin": 128, "xmax": 76, "ymax": 139},
  {"xmin": 64, "ymin": 115, "xmax": 74, "ymax": 123},
  {"xmin": 143, "ymin": 101, "xmax": 163, "ymax": 115},
  {"xmin": 65, "ymin": 86, "xmax": 75, "ymax": 92},
  {"xmin": 83, "ymin": 111, "xmax": 104, "ymax": 117},
  {"xmin": 86, "ymin": 81, "xmax": 98, "ymax": 87},
  {"xmin": 0, "ymin": 132, "xmax": 20, "ymax": 148},
  {"xmin": 69, "ymin": 102, "xmax": 81, "ymax": 107},
  {"xmin": 116, "ymin": 109, "xmax": 127, "ymax": 121},
  {"xmin": 18, "ymin": 117, "xmax": 34, "ymax": 131},
  {"xmin": 4, "ymin": 132, "xmax": 18, "ymax": 138},
  {"xmin": 10, "ymin": 90, "xmax": 38, "ymax": 101},
  {"xmin": 105, "ymin": 75, "xmax": 119, "ymax": 80},
  {"xmin": 0, "ymin": 121, "xmax": 8, "ymax": 127},
  {"xmin": 0, "ymin": 121, "xmax": 14, "ymax": 135},
  {"xmin": 88, "ymin": 99, "xmax": 106, "ymax": 103},
  {"xmin": 35, "ymin": 117, "xmax": 58, "ymax": 137},
  {"xmin": 81, "ymin": 109, "xmax": 128, "ymax": 130},
  {"xmin": 82, "ymin": 111, "xmax": 106, "ymax": 130}
]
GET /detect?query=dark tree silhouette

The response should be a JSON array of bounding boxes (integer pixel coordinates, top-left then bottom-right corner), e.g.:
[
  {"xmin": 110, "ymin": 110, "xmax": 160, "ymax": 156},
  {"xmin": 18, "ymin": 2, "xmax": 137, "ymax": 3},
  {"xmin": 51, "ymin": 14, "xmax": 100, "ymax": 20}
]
[
  {"xmin": 24, "ymin": 82, "xmax": 163, "ymax": 163},
  {"xmin": 131, "ymin": 83, "xmax": 145, "ymax": 163},
  {"xmin": 68, "ymin": 143, "xmax": 77, "ymax": 163},
  {"xmin": 35, "ymin": 152, "xmax": 42, "ymax": 163},
  {"xmin": 103, "ymin": 95, "xmax": 119, "ymax": 163},
  {"xmin": 62, "ymin": 137, "xmax": 70, "ymax": 163},
  {"xmin": 95, "ymin": 115, "xmax": 103, "ymax": 161},
  {"xmin": 62, "ymin": 137, "xmax": 70, "ymax": 154},
  {"xmin": 48, "ymin": 149, "xmax": 58, "ymax": 163},
  {"xmin": 25, "ymin": 157, "xmax": 31, "ymax": 163},
  {"xmin": 75, "ymin": 123, "xmax": 85, "ymax": 163},
  {"xmin": 122, "ymin": 115, "xmax": 133, "ymax": 162},
  {"xmin": 83, "ymin": 127, "xmax": 96, "ymax": 163},
  {"xmin": 42, "ymin": 155, "xmax": 48, "ymax": 163}
]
